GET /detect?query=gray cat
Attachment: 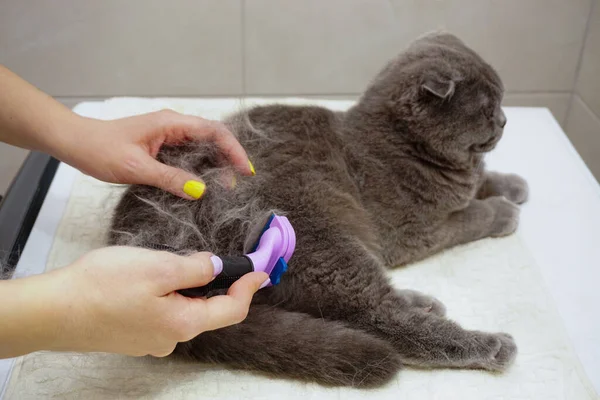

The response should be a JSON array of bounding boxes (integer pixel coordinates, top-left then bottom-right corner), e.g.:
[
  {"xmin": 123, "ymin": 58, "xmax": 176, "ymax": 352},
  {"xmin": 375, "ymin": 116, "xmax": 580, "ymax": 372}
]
[{"xmin": 109, "ymin": 32, "xmax": 528, "ymax": 387}]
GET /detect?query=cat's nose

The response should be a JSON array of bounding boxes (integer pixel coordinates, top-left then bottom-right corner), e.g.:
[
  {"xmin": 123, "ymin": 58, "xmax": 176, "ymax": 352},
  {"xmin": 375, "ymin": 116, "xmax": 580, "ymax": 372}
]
[{"xmin": 497, "ymin": 110, "xmax": 507, "ymax": 128}]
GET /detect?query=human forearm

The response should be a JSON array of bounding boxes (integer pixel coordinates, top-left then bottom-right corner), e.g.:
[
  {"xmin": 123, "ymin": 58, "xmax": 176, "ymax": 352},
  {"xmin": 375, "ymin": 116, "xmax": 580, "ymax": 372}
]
[
  {"xmin": 0, "ymin": 272, "xmax": 65, "ymax": 358},
  {"xmin": 0, "ymin": 65, "xmax": 86, "ymax": 157},
  {"xmin": 0, "ymin": 64, "xmax": 253, "ymax": 199},
  {"xmin": 0, "ymin": 248, "xmax": 267, "ymax": 359}
]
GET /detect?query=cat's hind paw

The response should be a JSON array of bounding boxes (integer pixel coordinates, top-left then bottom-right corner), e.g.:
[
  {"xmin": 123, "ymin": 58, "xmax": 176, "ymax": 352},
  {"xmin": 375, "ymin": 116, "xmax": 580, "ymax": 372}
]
[{"xmin": 471, "ymin": 332, "xmax": 517, "ymax": 372}]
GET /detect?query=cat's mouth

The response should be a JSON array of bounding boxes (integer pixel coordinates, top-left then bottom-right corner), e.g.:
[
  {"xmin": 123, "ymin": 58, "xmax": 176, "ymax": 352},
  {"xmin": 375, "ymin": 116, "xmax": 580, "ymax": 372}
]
[{"xmin": 472, "ymin": 134, "xmax": 501, "ymax": 153}]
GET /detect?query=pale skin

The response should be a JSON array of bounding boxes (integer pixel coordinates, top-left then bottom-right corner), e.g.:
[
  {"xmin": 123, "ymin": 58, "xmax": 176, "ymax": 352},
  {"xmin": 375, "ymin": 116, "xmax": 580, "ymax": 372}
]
[{"xmin": 0, "ymin": 65, "xmax": 267, "ymax": 359}]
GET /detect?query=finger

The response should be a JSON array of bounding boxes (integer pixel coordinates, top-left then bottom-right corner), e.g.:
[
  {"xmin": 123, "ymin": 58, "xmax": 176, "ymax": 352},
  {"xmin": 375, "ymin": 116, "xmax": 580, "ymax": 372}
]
[
  {"xmin": 136, "ymin": 156, "xmax": 206, "ymax": 200},
  {"xmin": 159, "ymin": 252, "xmax": 221, "ymax": 294},
  {"xmin": 191, "ymin": 272, "xmax": 268, "ymax": 331},
  {"xmin": 185, "ymin": 117, "xmax": 253, "ymax": 176},
  {"xmin": 150, "ymin": 344, "xmax": 176, "ymax": 358}
]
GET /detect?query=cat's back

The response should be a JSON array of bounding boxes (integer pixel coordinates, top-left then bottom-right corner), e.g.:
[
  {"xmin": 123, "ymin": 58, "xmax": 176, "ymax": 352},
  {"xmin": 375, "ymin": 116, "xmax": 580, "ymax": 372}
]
[
  {"xmin": 109, "ymin": 102, "xmax": 365, "ymax": 255},
  {"xmin": 227, "ymin": 104, "xmax": 360, "ymax": 203},
  {"xmin": 227, "ymin": 104, "xmax": 344, "ymax": 156}
]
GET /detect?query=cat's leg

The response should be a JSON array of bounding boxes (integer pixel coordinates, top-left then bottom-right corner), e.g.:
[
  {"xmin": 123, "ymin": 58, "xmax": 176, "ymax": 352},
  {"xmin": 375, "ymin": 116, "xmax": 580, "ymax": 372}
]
[
  {"xmin": 362, "ymin": 307, "xmax": 517, "ymax": 371},
  {"xmin": 177, "ymin": 305, "xmax": 402, "ymax": 388},
  {"xmin": 369, "ymin": 286, "xmax": 516, "ymax": 370},
  {"xmin": 292, "ymin": 268, "xmax": 517, "ymax": 371},
  {"xmin": 445, "ymin": 196, "xmax": 521, "ymax": 242},
  {"xmin": 394, "ymin": 289, "xmax": 447, "ymax": 317},
  {"xmin": 388, "ymin": 195, "xmax": 521, "ymax": 265},
  {"xmin": 477, "ymin": 171, "xmax": 528, "ymax": 204},
  {"xmin": 349, "ymin": 282, "xmax": 515, "ymax": 370},
  {"xmin": 275, "ymin": 244, "xmax": 517, "ymax": 372}
]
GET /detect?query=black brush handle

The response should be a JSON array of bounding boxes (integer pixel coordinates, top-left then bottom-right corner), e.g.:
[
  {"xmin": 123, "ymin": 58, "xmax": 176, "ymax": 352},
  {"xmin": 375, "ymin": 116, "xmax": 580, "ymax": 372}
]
[{"xmin": 177, "ymin": 256, "xmax": 255, "ymax": 297}]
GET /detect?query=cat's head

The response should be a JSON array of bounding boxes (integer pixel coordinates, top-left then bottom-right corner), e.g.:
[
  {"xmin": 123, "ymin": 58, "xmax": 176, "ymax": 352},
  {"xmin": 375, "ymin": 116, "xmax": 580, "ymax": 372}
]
[{"xmin": 359, "ymin": 32, "xmax": 505, "ymax": 162}]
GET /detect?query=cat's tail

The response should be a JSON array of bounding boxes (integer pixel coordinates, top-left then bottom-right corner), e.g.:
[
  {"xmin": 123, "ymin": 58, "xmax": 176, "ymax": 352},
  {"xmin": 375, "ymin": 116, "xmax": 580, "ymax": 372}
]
[{"xmin": 175, "ymin": 305, "xmax": 401, "ymax": 388}]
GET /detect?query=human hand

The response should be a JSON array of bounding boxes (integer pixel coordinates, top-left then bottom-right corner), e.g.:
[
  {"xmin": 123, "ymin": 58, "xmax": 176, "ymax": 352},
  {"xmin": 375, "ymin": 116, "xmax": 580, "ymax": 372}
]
[
  {"xmin": 55, "ymin": 110, "xmax": 255, "ymax": 199},
  {"xmin": 0, "ymin": 66, "xmax": 253, "ymax": 198},
  {"xmin": 34, "ymin": 247, "xmax": 268, "ymax": 357}
]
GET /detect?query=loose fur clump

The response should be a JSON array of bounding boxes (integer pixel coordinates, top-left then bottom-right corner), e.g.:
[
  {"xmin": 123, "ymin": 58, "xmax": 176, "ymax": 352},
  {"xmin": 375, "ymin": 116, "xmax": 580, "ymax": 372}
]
[
  {"xmin": 109, "ymin": 32, "xmax": 529, "ymax": 387},
  {"xmin": 110, "ymin": 141, "xmax": 279, "ymax": 255}
]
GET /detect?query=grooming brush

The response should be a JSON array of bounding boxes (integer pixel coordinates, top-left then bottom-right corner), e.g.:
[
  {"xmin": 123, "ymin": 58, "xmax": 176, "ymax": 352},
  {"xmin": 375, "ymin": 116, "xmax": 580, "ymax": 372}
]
[{"xmin": 177, "ymin": 214, "xmax": 296, "ymax": 297}]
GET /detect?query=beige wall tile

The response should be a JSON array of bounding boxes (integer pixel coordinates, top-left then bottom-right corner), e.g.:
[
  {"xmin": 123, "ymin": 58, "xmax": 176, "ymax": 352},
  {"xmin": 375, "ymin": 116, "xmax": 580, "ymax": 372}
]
[
  {"xmin": 0, "ymin": 1, "xmax": 243, "ymax": 96},
  {"xmin": 565, "ymin": 96, "xmax": 600, "ymax": 180},
  {"xmin": 503, "ymin": 93, "xmax": 571, "ymax": 126},
  {"xmin": 244, "ymin": 0, "xmax": 591, "ymax": 95},
  {"xmin": 0, "ymin": 144, "xmax": 29, "ymax": 196},
  {"xmin": 446, "ymin": 0, "xmax": 592, "ymax": 92},
  {"xmin": 576, "ymin": 0, "xmax": 600, "ymax": 116},
  {"xmin": 1, "ymin": 1, "xmax": 591, "ymax": 97},
  {"xmin": 244, "ymin": 0, "xmax": 444, "ymax": 94}
]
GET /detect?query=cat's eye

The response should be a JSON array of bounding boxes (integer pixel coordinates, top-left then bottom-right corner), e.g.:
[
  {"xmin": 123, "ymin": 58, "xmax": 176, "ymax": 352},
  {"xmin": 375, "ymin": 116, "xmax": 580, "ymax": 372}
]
[
  {"xmin": 478, "ymin": 94, "xmax": 494, "ymax": 119},
  {"xmin": 481, "ymin": 109, "xmax": 493, "ymax": 119}
]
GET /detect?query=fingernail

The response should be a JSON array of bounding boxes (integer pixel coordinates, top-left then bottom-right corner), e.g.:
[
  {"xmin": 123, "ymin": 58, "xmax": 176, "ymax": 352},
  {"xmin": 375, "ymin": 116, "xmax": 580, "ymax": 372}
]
[
  {"xmin": 248, "ymin": 160, "xmax": 256, "ymax": 176},
  {"xmin": 210, "ymin": 255, "xmax": 223, "ymax": 277},
  {"xmin": 259, "ymin": 278, "xmax": 271, "ymax": 290},
  {"xmin": 183, "ymin": 180, "xmax": 206, "ymax": 199}
]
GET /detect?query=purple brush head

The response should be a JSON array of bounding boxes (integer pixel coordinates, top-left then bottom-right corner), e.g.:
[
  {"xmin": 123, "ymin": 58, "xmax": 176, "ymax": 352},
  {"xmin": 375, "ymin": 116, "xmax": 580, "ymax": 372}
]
[
  {"xmin": 246, "ymin": 214, "xmax": 296, "ymax": 287},
  {"xmin": 177, "ymin": 213, "xmax": 296, "ymax": 297}
]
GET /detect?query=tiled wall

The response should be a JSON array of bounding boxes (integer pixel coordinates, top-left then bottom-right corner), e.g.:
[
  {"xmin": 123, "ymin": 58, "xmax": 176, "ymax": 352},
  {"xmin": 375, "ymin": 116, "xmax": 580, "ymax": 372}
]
[
  {"xmin": 568, "ymin": 0, "xmax": 600, "ymax": 179},
  {"xmin": 0, "ymin": 0, "xmax": 599, "ymax": 194}
]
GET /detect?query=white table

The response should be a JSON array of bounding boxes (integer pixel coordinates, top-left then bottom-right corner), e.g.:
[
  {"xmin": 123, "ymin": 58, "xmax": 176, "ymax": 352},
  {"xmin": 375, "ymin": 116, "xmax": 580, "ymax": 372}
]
[{"xmin": 1, "ymin": 103, "xmax": 599, "ymax": 397}]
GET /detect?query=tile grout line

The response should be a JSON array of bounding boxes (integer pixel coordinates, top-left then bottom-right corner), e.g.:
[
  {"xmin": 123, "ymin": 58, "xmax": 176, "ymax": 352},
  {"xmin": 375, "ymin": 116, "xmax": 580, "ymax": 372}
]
[
  {"xmin": 565, "ymin": 0, "xmax": 597, "ymax": 127},
  {"xmin": 240, "ymin": 0, "xmax": 247, "ymax": 97},
  {"xmin": 502, "ymin": 91, "xmax": 577, "ymax": 96},
  {"xmin": 53, "ymin": 94, "xmax": 361, "ymax": 99},
  {"xmin": 574, "ymin": 93, "xmax": 600, "ymax": 125},
  {"xmin": 53, "ymin": 90, "xmax": 573, "ymax": 100}
]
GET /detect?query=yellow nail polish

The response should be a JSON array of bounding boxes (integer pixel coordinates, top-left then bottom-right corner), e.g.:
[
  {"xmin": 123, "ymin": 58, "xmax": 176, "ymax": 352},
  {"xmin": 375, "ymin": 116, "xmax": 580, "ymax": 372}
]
[
  {"xmin": 248, "ymin": 160, "xmax": 256, "ymax": 176},
  {"xmin": 183, "ymin": 180, "xmax": 206, "ymax": 199}
]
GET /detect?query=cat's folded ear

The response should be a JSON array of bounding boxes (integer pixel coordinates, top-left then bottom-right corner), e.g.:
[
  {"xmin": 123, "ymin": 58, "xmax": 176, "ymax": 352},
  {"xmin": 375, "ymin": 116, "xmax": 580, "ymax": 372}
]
[{"xmin": 421, "ymin": 77, "xmax": 456, "ymax": 100}]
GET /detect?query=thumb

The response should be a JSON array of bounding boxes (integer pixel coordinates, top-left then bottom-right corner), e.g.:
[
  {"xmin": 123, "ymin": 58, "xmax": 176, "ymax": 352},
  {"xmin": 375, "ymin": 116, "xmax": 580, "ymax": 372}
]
[
  {"xmin": 138, "ymin": 157, "xmax": 206, "ymax": 200},
  {"xmin": 155, "ymin": 252, "xmax": 220, "ymax": 294},
  {"xmin": 188, "ymin": 272, "xmax": 269, "ymax": 331}
]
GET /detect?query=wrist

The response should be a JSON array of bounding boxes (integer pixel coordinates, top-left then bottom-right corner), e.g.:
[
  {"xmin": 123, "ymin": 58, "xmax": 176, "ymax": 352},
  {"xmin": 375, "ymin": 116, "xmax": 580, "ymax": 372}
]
[
  {"xmin": 41, "ymin": 113, "xmax": 99, "ymax": 164},
  {"xmin": 33, "ymin": 267, "xmax": 93, "ymax": 353}
]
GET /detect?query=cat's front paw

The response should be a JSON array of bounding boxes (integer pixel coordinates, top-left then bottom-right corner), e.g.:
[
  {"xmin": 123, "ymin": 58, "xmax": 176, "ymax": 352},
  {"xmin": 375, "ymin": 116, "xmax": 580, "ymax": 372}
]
[
  {"xmin": 483, "ymin": 172, "xmax": 529, "ymax": 204},
  {"xmin": 501, "ymin": 174, "xmax": 529, "ymax": 204},
  {"xmin": 470, "ymin": 332, "xmax": 517, "ymax": 371},
  {"xmin": 488, "ymin": 196, "xmax": 520, "ymax": 237}
]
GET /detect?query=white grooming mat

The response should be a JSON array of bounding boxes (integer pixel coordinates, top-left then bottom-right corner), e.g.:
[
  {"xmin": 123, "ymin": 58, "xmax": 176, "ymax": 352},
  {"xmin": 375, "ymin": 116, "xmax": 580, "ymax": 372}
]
[{"xmin": 3, "ymin": 99, "xmax": 599, "ymax": 399}]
